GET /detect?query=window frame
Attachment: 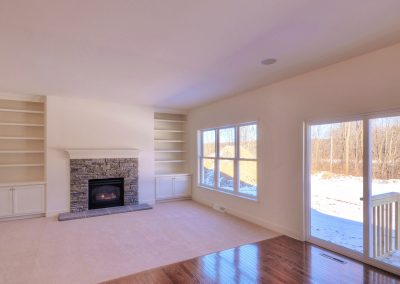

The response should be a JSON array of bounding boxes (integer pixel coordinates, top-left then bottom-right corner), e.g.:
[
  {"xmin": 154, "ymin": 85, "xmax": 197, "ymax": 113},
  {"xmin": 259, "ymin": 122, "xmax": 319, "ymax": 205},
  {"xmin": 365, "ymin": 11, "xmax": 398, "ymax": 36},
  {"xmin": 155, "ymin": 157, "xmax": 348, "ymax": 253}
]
[{"xmin": 198, "ymin": 121, "xmax": 258, "ymax": 200}]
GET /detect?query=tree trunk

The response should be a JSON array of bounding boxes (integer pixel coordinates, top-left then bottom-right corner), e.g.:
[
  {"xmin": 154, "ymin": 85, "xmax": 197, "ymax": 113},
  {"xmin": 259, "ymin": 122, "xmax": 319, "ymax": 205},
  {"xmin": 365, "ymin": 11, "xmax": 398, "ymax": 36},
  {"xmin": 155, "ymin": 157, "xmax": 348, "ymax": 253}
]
[
  {"xmin": 330, "ymin": 132, "xmax": 333, "ymax": 172},
  {"xmin": 345, "ymin": 123, "xmax": 351, "ymax": 175}
]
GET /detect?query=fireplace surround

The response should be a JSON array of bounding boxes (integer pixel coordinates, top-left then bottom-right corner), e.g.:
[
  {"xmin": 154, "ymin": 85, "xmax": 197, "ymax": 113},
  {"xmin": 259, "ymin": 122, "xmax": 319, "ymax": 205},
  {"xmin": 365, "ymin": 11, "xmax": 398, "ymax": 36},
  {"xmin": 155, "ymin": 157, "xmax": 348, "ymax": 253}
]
[
  {"xmin": 89, "ymin": 178, "xmax": 124, "ymax": 209},
  {"xmin": 66, "ymin": 149, "xmax": 139, "ymax": 213}
]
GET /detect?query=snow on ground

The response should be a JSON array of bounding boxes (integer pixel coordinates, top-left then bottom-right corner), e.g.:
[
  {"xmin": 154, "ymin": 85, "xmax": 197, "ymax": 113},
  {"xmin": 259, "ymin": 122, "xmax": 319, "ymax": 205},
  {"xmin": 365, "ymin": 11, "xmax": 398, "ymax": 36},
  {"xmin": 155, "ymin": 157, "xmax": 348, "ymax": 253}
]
[
  {"xmin": 203, "ymin": 169, "xmax": 257, "ymax": 197},
  {"xmin": 311, "ymin": 173, "xmax": 400, "ymax": 223},
  {"xmin": 311, "ymin": 173, "xmax": 400, "ymax": 265}
]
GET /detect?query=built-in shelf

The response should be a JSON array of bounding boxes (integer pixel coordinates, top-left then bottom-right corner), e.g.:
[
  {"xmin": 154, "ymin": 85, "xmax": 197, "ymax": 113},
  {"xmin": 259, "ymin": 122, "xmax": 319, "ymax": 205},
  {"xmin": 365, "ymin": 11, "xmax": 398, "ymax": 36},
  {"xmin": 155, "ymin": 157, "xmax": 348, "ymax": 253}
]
[
  {"xmin": 0, "ymin": 136, "xmax": 44, "ymax": 140},
  {"xmin": 155, "ymin": 160, "xmax": 185, "ymax": 163},
  {"xmin": 0, "ymin": 98, "xmax": 46, "ymax": 189},
  {"xmin": 0, "ymin": 122, "xmax": 44, "ymax": 127},
  {"xmin": 155, "ymin": 173, "xmax": 191, "ymax": 177},
  {"xmin": 154, "ymin": 112, "xmax": 188, "ymax": 177},
  {"xmin": 154, "ymin": 119, "xmax": 186, "ymax": 123},
  {"xmin": 155, "ymin": 150, "xmax": 185, "ymax": 153},
  {"xmin": 0, "ymin": 163, "xmax": 44, "ymax": 168},
  {"xmin": 154, "ymin": 129, "xmax": 184, "ymax": 133},
  {"xmin": 154, "ymin": 139, "xmax": 184, "ymax": 143},
  {"xmin": 0, "ymin": 150, "xmax": 44, "ymax": 154},
  {"xmin": 0, "ymin": 181, "xmax": 46, "ymax": 187},
  {"xmin": 0, "ymin": 108, "xmax": 44, "ymax": 114}
]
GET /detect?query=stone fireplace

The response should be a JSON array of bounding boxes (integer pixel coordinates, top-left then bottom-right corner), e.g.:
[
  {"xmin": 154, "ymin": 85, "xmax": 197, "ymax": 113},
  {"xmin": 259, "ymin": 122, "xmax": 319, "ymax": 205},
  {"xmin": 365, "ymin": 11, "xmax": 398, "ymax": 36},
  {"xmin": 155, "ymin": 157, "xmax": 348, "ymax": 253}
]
[{"xmin": 65, "ymin": 149, "xmax": 139, "ymax": 213}]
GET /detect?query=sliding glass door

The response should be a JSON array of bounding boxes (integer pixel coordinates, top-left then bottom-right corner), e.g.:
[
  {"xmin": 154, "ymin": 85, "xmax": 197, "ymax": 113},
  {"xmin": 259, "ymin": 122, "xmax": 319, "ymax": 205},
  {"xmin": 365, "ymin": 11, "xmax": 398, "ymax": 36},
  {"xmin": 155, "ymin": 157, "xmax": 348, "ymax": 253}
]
[
  {"xmin": 370, "ymin": 116, "xmax": 400, "ymax": 267},
  {"xmin": 307, "ymin": 114, "xmax": 400, "ymax": 273},
  {"xmin": 309, "ymin": 120, "xmax": 364, "ymax": 253}
]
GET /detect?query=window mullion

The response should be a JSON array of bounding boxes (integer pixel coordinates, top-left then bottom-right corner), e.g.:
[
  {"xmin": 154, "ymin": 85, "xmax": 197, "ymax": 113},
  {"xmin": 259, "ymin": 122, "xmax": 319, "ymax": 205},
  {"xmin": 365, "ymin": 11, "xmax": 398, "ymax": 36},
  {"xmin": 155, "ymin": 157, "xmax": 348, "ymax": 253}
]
[
  {"xmin": 198, "ymin": 131, "xmax": 202, "ymax": 185},
  {"xmin": 234, "ymin": 126, "xmax": 240, "ymax": 194},
  {"xmin": 215, "ymin": 129, "xmax": 219, "ymax": 189},
  {"xmin": 363, "ymin": 118, "xmax": 371, "ymax": 258}
]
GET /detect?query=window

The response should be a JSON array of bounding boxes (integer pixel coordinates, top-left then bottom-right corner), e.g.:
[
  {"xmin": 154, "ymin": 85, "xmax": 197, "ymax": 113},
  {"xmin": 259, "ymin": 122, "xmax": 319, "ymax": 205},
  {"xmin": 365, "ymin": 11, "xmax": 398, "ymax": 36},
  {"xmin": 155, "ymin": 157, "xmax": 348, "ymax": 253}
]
[{"xmin": 198, "ymin": 122, "xmax": 258, "ymax": 199}]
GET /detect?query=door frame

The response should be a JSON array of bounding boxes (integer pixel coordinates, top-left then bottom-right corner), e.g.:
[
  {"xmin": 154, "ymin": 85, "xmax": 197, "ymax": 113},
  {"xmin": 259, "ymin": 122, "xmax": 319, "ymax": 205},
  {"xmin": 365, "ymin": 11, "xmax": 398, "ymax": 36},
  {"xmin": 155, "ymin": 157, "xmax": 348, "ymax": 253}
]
[{"xmin": 304, "ymin": 110, "xmax": 400, "ymax": 276}]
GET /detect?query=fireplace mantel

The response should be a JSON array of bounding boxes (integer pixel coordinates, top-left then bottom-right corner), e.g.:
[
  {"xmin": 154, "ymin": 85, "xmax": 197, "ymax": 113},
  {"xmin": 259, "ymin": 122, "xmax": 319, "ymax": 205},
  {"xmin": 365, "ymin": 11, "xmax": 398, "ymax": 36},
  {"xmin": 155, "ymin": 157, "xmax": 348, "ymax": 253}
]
[{"xmin": 65, "ymin": 148, "xmax": 140, "ymax": 159}]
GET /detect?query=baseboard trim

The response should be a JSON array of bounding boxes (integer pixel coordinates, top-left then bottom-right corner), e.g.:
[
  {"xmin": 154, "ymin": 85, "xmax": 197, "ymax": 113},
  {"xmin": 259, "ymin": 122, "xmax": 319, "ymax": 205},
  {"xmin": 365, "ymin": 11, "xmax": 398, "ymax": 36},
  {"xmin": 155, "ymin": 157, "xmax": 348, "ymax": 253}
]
[
  {"xmin": 0, "ymin": 213, "xmax": 45, "ymax": 222},
  {"xmin": 46, "ymin": 209, "xmax": 69, "ymax": 217},
  {"xmin": 156, "ymin": 196, "xmax": 192, "ymax": 203},
  {"xmin": 193, "ymin": 196, "xmax": 302, "ymax": 241},
  {"xmin": 139, "ymin": 199, "xmax": 156, "ymax": 205}
]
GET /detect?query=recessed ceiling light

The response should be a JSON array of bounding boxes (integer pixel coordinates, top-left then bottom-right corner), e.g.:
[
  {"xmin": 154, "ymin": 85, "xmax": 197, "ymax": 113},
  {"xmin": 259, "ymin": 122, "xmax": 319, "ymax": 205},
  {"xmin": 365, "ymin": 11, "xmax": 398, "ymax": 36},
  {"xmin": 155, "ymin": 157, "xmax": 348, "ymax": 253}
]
[{"xmin": 261, "ymin": 58, "xmax": 277, "ymax": 65}]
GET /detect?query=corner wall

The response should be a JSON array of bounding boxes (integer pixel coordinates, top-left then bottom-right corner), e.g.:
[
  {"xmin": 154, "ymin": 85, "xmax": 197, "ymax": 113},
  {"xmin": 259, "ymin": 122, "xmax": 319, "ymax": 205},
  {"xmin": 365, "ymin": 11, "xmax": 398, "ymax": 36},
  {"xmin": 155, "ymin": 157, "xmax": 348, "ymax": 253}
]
[
  {"xmin": 46, "ymin": 96, "xmax": 154, "ymax": 216},
  {"xmin": 187, "ymin": 42, "xmax": 400, "ymax": 240}
]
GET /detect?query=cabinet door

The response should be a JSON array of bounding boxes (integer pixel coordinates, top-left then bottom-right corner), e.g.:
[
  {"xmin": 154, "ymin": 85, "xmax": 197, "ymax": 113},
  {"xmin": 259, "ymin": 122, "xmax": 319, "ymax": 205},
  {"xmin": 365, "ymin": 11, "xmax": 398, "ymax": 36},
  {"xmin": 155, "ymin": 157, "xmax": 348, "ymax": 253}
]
[
  {"xmin": 156, "ymin": 177, "xmax": 174, "ymax": 200},
  {"xmin": 0, "ymin": 187, "xmax": 13, "ymax": 217},
  {"xmin": 173, "ymin": 176, "xmax": 191, "ymax": 197},
  {"xmin": 13, "ymin": 185, "xmax": 45, "ymax": 216}
]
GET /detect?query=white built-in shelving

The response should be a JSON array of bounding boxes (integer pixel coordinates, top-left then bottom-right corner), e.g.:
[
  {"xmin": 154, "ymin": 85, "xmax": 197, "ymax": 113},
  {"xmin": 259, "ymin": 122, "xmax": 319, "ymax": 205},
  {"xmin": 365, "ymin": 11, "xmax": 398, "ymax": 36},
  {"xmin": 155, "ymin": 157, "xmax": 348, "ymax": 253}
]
[
  {"xmin": 155, "ymin": 150, "xmax": 185, "ymax": 153},
  {"xmin": 0, "ymin": 122, "xmax": 44, "ymax": 127},
  {"xmin": 0, "ymin": 150, "xmax": 44, "ymax": 154},
  {"xmin": 154, "ymin": 113, "xmax": 188, "ymax": 175},
  {"xmin": 0, "ymin": 98, "xmax": 46, "ymax": 185},
  {"xmin": 0, "ymin": 97, "xmax": 46, "ymax": 219},
  {"xmin": 0, "ymin": 164, "xmax": 44, "ymax": 168},
  {"xmin": 154, "ymin": 129, "xmax": 185, "ymax": 133},
  {"xmin": 0, "ymin": 108, "xmax": 44, "ymax": 114},
  {"xmin": 154, "ymin": 119, "xmax": 186, "ymax": 123},
  {"xmin": 155, "ymin": 160, "xmax": 185, "ymax": 163},
  {"xmin": 0, "ymin": 136, "xmax": 44, "ymax": 140},
  {"xmin": 154, "ymin": 112, "xmax": 191, "ymax": 201}
]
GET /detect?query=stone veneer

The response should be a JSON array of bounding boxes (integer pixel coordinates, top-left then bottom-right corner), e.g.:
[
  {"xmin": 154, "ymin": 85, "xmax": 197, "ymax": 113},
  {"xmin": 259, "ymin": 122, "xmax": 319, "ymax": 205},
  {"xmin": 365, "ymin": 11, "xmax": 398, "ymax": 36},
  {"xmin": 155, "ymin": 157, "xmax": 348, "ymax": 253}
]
[{"xmin": 70, "ymin": 158, "xmax": 138, "ymax": 212}]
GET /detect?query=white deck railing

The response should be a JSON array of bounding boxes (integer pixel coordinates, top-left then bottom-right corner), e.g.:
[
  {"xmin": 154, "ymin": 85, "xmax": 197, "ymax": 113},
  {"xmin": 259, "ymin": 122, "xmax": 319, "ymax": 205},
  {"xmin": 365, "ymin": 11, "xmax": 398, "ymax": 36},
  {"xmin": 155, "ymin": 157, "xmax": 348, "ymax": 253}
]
[{"xmin": 370, "ymin": 192, "xmax": 400, "ymax": 258}]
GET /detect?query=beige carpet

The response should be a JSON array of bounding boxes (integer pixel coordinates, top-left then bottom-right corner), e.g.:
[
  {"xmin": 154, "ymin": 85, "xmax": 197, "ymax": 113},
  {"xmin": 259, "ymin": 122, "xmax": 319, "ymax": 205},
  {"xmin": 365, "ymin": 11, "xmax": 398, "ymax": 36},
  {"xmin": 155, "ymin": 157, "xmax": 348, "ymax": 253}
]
[{"xmin": 0, "ymin": 200, "xmax": 279, "ymax": 284}]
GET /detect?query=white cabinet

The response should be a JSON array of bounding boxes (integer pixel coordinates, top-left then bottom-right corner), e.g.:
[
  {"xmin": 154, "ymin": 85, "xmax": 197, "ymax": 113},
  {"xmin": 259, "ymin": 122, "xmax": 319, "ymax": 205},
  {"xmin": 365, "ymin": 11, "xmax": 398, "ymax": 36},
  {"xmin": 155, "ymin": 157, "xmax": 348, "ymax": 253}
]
[
  {"xmin": 13, "ymin": 185, "xmax": 45, "ymax": 216},
  {"xmin": 0, "ymin": 187, "xmax": 13, "ymax": 217},
  {"xmin": 173, "ymin": 176, "xmax": 191, "ymax": 197},
  {"xmin": 156, "ymin": 175, "xmax": 191, "ymax": 200},
  {"xmin": 156, "ymin": 177, "xmax": 174, "ymax": 200},
  {"xmin": 0, "ymin": 184, "xmax": 45, "ymax": 218}
]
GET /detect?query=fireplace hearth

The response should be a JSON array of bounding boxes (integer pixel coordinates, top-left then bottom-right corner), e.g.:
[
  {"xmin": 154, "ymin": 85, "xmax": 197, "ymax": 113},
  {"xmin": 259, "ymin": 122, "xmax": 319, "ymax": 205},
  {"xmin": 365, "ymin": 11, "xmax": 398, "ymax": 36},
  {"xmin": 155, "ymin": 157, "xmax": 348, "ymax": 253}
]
[{"xmin": 89, "ymin": 178, "xmax": 124, "ymax": 209}]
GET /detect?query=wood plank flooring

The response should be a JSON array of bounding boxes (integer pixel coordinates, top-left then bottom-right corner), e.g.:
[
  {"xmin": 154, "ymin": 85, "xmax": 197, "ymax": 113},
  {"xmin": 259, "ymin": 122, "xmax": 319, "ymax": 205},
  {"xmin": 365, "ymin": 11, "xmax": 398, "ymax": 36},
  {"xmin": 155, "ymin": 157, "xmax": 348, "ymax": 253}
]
[{"xmin": 103, "ymin": 235, "xmax": 400, "ymax": 284}]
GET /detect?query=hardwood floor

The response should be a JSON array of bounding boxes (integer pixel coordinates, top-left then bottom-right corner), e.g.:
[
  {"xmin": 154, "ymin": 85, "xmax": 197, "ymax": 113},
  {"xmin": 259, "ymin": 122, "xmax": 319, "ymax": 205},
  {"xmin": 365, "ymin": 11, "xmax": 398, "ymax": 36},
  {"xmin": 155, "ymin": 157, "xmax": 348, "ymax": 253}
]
[{"xmin": 103, "ymin": 236, "xmax": 400, "ymax": 284}]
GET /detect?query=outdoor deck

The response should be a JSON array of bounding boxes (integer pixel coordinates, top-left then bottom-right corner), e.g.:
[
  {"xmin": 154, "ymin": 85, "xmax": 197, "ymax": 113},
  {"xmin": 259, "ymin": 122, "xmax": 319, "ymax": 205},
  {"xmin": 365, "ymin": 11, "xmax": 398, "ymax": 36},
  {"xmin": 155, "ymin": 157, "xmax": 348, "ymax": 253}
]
[{"xmin": 312, "ymin": 191, "xmax": 400, "ymax": 267}]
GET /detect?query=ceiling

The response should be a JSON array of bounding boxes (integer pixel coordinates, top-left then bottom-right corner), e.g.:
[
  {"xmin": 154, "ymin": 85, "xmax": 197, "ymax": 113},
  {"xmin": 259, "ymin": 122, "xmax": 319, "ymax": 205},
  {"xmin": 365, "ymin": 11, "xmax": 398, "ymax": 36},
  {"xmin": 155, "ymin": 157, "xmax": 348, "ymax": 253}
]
[{"xmin": 1, "ymin": 1, "xmax": 400, "ymax": 110}]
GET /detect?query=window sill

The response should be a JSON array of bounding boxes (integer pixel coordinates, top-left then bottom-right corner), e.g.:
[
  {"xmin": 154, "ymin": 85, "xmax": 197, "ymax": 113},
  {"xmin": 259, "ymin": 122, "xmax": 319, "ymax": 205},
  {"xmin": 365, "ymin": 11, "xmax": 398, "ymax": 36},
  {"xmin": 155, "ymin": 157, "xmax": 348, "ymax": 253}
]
[{"xmin": 197, "ymin": 184, "xmax": 259, "ymax": 202}]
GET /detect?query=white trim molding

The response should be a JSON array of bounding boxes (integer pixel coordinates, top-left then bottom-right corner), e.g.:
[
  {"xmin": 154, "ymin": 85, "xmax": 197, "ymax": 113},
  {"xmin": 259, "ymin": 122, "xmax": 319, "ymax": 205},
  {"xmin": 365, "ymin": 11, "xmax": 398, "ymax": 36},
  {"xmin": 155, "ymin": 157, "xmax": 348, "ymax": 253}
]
[
  {"xmin": 0, "ymin": 91, "xmax": 45, "ymax": 102},
  {"xmin": 64, "ymin": 148, "xmax": 140, "ymax": 159}
]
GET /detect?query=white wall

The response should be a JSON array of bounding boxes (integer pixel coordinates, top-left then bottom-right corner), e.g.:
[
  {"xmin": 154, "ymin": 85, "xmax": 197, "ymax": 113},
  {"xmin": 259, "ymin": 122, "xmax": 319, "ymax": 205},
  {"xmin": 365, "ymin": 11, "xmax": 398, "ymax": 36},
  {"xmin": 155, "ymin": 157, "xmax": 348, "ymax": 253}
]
[
  {"xmin": 46, "ymin": 96, "xmax": 154, "ymax": 216},
  {"xmin": 187, "ymin": 42, "xmax": 400, "ymax": 240}
]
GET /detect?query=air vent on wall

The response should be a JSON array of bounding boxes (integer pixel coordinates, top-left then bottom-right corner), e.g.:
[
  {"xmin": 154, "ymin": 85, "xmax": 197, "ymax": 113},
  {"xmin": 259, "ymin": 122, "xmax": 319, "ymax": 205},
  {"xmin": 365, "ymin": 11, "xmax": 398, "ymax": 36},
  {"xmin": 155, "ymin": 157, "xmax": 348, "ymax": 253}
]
[{"xmin": 213, "ymin": 204, "xmax": 226, "ymax": 213}]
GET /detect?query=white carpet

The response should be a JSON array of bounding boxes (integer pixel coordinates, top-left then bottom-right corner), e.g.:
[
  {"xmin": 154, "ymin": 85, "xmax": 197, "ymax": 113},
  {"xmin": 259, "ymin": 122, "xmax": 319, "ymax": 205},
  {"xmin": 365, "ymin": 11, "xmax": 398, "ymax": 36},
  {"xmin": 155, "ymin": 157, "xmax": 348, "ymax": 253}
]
[{"xmin": 0, "ymin": 200, "xmax": 279, "ymax": 284}]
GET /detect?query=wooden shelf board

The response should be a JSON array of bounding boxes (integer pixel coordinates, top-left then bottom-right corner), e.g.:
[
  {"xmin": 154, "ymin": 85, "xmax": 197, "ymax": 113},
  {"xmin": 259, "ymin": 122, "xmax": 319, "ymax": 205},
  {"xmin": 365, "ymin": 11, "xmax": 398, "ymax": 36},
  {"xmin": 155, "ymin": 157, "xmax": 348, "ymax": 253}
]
[
  {"xmin": 0, "ymin": 181, "xmax": 46, "ymax": 187},
  {"xmin": 155, "ymin": 150, "xmax": 185, "ymax": 153},
  {"xmin": 0, "ymin": 163, "xmax": 44, "ymax": 168},
  {"xmin": 155, "ymin": 160, "xmax": 185, "ymax": 163},
  {"xmin": 154, "ymin": 119, "xmax": 186, "ymax": 123},
  {"xmin": 0, "ymin": 122, "xmax": 44, "ymax": 127},
  {"xmin": 0, "ymin": 150, "xmax": 44, "ymax": 154},
  {"xmin": 154, "ymin": 129, "xmax": 184, "ymax": 133},
  {"xmin": 0, "ymin": 137, "xmax": 44, "ymax": 140},
  {"xmin": 0, "ymin": 108, "xmax": 44, "ymax": 114},
  {"xmin": 154, "ymin": 139, "xmax": 184, "ymax": 143},
  {"xmin": 155, "ymin": 173, "xmax": 191, "ymax": 177}
]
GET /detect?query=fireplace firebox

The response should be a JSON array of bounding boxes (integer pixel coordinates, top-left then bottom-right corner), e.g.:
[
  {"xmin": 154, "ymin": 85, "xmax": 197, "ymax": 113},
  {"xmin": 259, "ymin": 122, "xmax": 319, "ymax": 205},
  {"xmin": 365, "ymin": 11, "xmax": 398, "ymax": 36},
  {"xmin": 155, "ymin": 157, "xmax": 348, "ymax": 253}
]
[{"xmin": 89, "ymin": 178, "xmax": 124, "ymax": 209}]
